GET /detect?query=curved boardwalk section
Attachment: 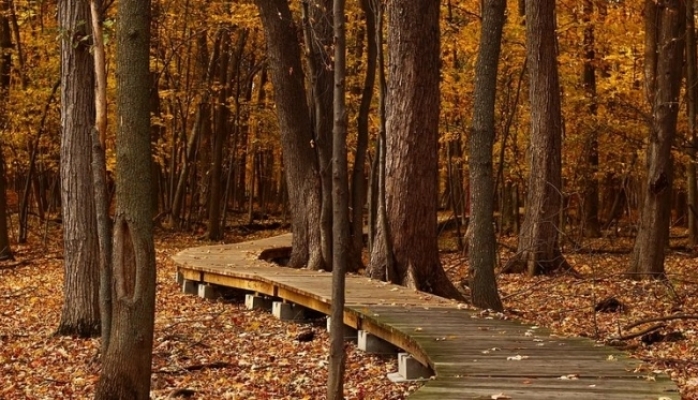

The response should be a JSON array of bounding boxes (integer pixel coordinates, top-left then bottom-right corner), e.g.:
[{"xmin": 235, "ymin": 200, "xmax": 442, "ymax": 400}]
[{"xmin": 172, "ymin": 234, "xmax": 680, "ymax": 399}]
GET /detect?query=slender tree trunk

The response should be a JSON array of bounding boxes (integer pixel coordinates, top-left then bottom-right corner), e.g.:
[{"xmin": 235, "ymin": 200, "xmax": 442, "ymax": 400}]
[
  {"xmin": 254, "ymin": 0, "xmax": 323, "ymax": 270},
  {"xmin": 56, "ymin": 0, "xmax": 100, "ymax": 338},
  {"xmin": 0, "ymin": 1, "xmax": 14, "ymax": 260},
  {"xmin": 367, "ymin": 0, "xmax": 463, "ymax": 300},
  {"xmin": 580, "ymin": 0, "xmax": 601, "ymax": 238},
  {"xmin": 95, "ymin": 0, "xmax": 156, "ymax": 397},
  {"xmin": 628, "ymin": 0, "xmax": 685, "ymax": 278},
  {"xmin": 170, "ymin": 31, "xmax": 220, "ymax": 226},
  {"xmin": 503, "ymin": 0, "xmax": 570, "ymax": 276},
  {"xmin": 327, "ymin": 0, "xmax": 348, "ymax": 395},
  {"xmin": 468, "ymin": 0, "xmax": 505, "ymax": 312},
  {"xmin": 350, "ymin": 0, "xmax": 377, "ymax": 265},
  {"xmin": 89, "ymin": 0, "xmax": 113, "ymax": 354},
  {"xmin": 207, "ymin": 32, "xmax": 232, "ymax": 241},
  {"xmin": 685, "ymin": 0, "xmax": 698, "ymax": 247}
]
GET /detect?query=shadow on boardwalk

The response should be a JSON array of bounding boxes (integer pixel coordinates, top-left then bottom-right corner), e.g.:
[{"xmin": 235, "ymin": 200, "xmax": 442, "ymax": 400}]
[{"xmin": 172, "ymin": 234, "xmax": 680, "ymax": 400}]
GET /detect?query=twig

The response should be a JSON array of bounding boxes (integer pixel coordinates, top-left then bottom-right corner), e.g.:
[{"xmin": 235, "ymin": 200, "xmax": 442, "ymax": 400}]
[
  {"xmin": 608, "ymin": 323, "xmax": 666, "ymax": 341},
  {"xmin": 0, "ymin": 260, "xmax": 28, "ymax": 271},
  {"xmin": 625, "ymin": 314, "xmax": 698, "ymax": 331},
  {"xmin": 155, "ymin": 361, "xmax": 234, "ymax": 374}
]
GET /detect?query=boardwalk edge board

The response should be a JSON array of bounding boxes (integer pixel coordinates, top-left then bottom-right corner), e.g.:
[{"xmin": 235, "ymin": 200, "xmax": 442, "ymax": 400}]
[{"xmin": 172, "ymin": 235, "xmax": 681, "ymax": 399}]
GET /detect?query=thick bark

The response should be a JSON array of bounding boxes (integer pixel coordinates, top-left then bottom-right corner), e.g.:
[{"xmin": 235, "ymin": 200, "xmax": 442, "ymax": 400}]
[
  {"xmin": 302, "ymin": 0, "xmax": 334, "ymax": 269},
  {"xmin": 328, "ymin": 0, "xmax": 348, "ymax": 395},
  {"xmin": 628, "ymin": 0, "xmax": 685, "ymax": 278},
  {"xmin": 504, "ymin": 0, "xmax": 569, "ymax": 276},
  {"xmin": 94, "ymin": 0, "xmax": 155, "ymax": 397},
  {"xmin": 468, "ymin": 0, "xmax": 505, "ymax": 312},
  {"xmin": 580, "ymin": 0, "xmax": 601, "ymax": 238},
  {"xmin": 56, "ymin": 0, "xmax": 100, "ymax": 338},
  {"xmin": 367, "ymin": 0, "xmax": 463, "ymax": 301},
  {"xmin": 254, "ymin": 0, "xmax": 323, "ymax": 270}
]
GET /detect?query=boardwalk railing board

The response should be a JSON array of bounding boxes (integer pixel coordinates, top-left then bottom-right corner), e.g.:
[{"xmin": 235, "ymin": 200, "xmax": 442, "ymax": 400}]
[{"xmin": 172, "ymin": 234, "xmax": 681, "ymax": 399}]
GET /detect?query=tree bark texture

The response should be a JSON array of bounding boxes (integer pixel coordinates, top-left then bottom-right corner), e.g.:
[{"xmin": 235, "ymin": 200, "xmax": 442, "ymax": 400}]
[
  {"xmin": 504, "ymin": 0, "xmax": 569, "ymax": 276},
  {"xmin": 468, "ymin": 0, "xmax": 505, "ymax": 312},
  {"xmin": 628, "ymin": 0, "xmax": 685, "ymax": 278},
  {"xmin": 94, "ymin": 0, "xmax": 156, "ymax": 397},
  {"xmin": 254, "ymin": 0, "xmax": 323, "ymax": 270},
  {"xmin": 367, "ymin": 0, "xmax": 462, "ymax": 300},
  {"xmin": 57, "ymin": 0, "xmax": 101, "ymax": 338},
  {"xmin": 302, "ymin": 0, "xmax": 334, "ymax": 270},
  {"xmin": 327, "ymin": 0, "xmax": 348, "ymax": 395}
]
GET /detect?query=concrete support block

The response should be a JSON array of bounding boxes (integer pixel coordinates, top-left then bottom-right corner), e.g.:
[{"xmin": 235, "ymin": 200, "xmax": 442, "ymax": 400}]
[
  {"xmin": 357, "ymin": 330, "xmax": 397, "ymax": 354},
  {"xmin": 272, "ymin": 301, "xmax": 307, "ymax": 321},
  {"xmin": 182, "ymin": 279, "xmax": 198, "ymax": 295},
  {"xmin": 398, "ymin": 352, "xmax": 432, "ymax": 380},
  {"xmin": 245, "ymin": 294, "xmax": 273, "ymax": 310},
  {"xmin": 197, "ymin": 284, "xmax": 220, "ymax": 300},
  {"xmin": 175, "ymin": 270, "xmax": 184, "ymax": 285},
  {"xmin": 326, "ymin": 317, "xmax": 358, "ymax": 341}
]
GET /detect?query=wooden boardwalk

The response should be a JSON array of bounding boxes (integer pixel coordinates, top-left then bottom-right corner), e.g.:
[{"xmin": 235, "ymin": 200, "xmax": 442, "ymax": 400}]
[{"xmin": 172, "ymin": 234, "xmax": 680, "ymax": 399}]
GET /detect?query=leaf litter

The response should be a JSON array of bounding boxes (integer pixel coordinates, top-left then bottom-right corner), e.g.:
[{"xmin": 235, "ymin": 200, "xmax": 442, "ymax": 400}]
[
  {"xmin": 4, "ymin": 227, "xmax": 698, "ymax": 399},
  {"xmin": 0, "ymin": 229, "xmax": 419, "ymax": 400}
]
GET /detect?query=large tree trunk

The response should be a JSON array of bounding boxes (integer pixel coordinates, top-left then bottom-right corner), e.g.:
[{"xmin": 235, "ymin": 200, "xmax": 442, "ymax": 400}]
[
  {"xmin": 503, "ymin": 0, "xmax": 570, "ymax": 276},
  {"xmin": 628, "ymin": 0, "xmax": 685, "ymax": 278},
  {"xmin": 254, "ymin": 0, "xmax": 323, "ymax": 270},
  {"xmin": 367, "ymin": 0, "xmax": 462, "ymax": 301},
  {"xmin": 302, "ymin": 0, "xmax": 333, "ymax": 269},
  {"xmin": 95, "ymin": 0, "xmax": 156, "ymax": 397},
  {"xmin": 56, "ymin": 0, "xmax": 100, "ymax": 338},
  {"xmin": 468, "ymin": 0, "xmax": 505, "ymax": 312}
]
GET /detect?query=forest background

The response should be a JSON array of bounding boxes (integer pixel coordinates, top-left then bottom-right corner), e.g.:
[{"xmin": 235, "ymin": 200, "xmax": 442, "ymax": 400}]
[{"xmin": 1, "ymin": 0, "xmax": 698, "ymax": 398}]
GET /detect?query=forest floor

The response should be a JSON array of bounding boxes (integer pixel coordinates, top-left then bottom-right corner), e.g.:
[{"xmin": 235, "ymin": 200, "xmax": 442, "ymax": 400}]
[{"xmin": 1, "ymin": 223, "xmax": 697, "ymax": 399}]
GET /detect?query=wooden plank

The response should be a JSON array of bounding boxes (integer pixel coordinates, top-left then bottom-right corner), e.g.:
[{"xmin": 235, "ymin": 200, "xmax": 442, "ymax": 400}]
[
  {"xmin": 178, "ymin": 268, "xmax": 202, "ymax": 281},
  {"xmin": 202, "ymin": 273, "xmax": 277, "ymax": 296}
]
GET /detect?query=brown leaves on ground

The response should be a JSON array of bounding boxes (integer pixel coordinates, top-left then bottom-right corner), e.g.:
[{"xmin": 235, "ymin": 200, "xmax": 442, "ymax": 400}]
[
  {"xmin": 0, "ymin": 229, "xmax": 418, "ymax": 400},
  {"xmin": 443, "ymin": 234, "xmax": 698, "ymax": 400}
]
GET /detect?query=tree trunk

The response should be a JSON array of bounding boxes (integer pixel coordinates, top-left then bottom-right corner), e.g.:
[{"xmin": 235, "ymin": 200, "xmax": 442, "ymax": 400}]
[
  {"xmin": 503, "ymin": 0, "xmax": 570, "ymax": 276},
  {"xmin": 207, "ymin": 33, "xmax": 231, "ymax": 240},
  {"xmin": 56, "ymin": 0, "xmax": 100, "ymax": 338},
  {"xmin": 95, "ymin": 0, "xmax": 156, "ymax": 397},
  {"xmin": 367, "ymin": 0, "xmax": 463, "ymax": 301},
  {"xmin": 0, "ymin": 1, "xmax": 14, "ymax": 261},
  {"xmin": 685, "ymin": 0, "xmax": 698, "ymax": 247},
  {"xmin": 580, "ymin": 0, "xmax": 601, "ymax": 238},
  {"xmin": 468, "ymin": 0, "xmax": 505, "ymax": 312},
  {"xmin": 327, "ymin": 0, "xmax": 348, "ymax": 395},
  {"xmin": 628, "ymin": 0, "xmax": 685, "ymax": 278},
  {"xmin": 302, "ymin": 0, "xmax": 334, "ymax": 270},
  {"xmin": 254, "ymin": 0, "xmax": 323, "ymax": 270},
  {"xmin": 350, "ymin": 0, "xmax": 377, "ymax": 265}
]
